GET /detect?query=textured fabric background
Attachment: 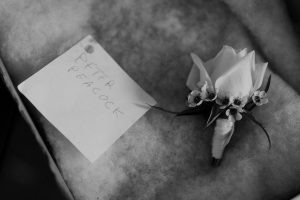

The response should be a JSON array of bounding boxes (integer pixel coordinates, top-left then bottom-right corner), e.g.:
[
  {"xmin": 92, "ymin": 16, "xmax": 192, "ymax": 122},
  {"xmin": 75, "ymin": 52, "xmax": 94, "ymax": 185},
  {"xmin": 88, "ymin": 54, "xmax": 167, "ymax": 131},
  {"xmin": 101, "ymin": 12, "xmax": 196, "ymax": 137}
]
[{"xmin": 1, "ymin": 0, "xmax": 300, "ymax": 199}]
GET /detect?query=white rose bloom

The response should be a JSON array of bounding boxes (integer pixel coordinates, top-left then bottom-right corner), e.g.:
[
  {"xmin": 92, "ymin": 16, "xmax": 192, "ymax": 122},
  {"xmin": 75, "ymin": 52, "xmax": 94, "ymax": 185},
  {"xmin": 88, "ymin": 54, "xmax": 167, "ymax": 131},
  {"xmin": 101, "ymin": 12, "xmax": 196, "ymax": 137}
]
[
  {"xmin": 186, "ymin": 46, "xmax": 268, "ymax": 104},
  {"xmin": 186, "ymin": 46, "xmax": 268, "ymax": 164}
]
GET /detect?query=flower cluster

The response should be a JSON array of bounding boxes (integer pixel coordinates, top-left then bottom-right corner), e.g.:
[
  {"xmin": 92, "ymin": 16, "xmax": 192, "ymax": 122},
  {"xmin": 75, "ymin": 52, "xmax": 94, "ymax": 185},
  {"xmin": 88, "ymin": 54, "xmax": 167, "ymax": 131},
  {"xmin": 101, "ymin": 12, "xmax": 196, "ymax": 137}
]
[
  {"xmin": 187, "ymin": 82, "xmax": 217, "ymax": 107},
  {"xmin": 151, "ymin": 46, "xmax": 271, "ymax": 165},
  {"xmin": 186, "ymin": 46, "xmax": 269, "ymax": 122}
]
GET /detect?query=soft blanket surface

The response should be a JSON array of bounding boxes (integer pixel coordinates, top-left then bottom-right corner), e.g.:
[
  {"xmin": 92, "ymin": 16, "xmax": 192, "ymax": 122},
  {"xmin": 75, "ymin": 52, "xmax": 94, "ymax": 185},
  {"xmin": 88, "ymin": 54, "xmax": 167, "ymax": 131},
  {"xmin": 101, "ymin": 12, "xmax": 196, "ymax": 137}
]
[{"xmin": 1, "ymin": 0, "xmax": 300, "ymax": 199}]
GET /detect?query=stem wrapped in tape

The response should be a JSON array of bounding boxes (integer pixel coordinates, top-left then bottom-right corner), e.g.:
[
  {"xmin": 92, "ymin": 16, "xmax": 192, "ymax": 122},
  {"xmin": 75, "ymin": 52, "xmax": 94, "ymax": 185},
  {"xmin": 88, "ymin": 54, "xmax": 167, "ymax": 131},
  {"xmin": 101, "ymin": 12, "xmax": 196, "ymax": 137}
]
[{"xmin": 212, "ymin": 117, "xmax": 235, "ymax": 160}]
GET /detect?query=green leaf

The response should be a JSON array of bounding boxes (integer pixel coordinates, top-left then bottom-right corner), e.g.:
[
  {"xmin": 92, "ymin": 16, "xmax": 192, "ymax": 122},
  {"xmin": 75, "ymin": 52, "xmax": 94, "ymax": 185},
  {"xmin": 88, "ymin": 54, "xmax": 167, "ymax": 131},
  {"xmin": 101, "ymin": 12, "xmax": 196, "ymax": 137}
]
[
  {"xmin": 206, "ymin": 104, "xmax": 219, "ymax": 125},
  {"xmin": 206, "ymin": 105, "xmax": 229, "ymax": 128},
  {"xmin": 243, "ymin": 112, "xmax": 271, "ymax": 149},
  {"xmin": 175, "ymin": 101, "xmax": 213, "ymax": 116},
  {"xmin": 264, "ymin": 74, "xmax": 272, "ymax": 92},
  {"xmin": 150, "ymin": 104, "xmax": 207, "ymax": 116},
  {"xmin": 176, "ymin": 104, "xmax": 209, "ymax": 116},
  {"xmin": 244, "ymin": 101, "xmax": 256, "ymax": 112},
  {"xmin": 176, "ymin": 106, "xmax": 206, "ymax": 116}
]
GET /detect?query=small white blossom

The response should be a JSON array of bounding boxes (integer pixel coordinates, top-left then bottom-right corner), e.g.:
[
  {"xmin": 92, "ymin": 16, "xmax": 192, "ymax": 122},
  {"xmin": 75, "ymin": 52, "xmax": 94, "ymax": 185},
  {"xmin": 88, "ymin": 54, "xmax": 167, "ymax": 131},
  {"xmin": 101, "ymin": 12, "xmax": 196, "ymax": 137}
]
[
  {"xmin": 252, "ymin": 91, "xmax": 268, "ymax": 106},
  {"xmin": 199, "ymin": 81, "xmax": 217, "ymax": 102},
  {"xmin": 232, "ymin": 96, "xmax": 248, "ymax": 109},
  {"xmin": 216, "ymin": 91, "xmax": 233, "ymax": 109},
  {"xmin": 187, "ymin": 81, "xmax": 217, "ymax": 107},
  {"xmin": 226, "ymin": 107, "xmax": 243, "ymax": 121},
  {"xmin": 216, "ymin": 97, "xmax": 232, "ymax": 109},
  {"xmin": 187, "ymin": 90, "xmax": 203, "ymax": 107},
  {"xmin": 205, "ymin": 89, "xmax": 217, "ymax": 102}
]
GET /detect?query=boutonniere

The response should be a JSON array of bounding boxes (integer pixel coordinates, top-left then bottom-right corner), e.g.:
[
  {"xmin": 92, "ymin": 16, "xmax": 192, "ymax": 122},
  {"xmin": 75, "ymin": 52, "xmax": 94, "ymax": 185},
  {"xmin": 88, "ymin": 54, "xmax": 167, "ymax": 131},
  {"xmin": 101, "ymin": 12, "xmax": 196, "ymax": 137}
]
[{"xmin": 152, "ymin": 46, "xmax": 271, "ymax": 166}]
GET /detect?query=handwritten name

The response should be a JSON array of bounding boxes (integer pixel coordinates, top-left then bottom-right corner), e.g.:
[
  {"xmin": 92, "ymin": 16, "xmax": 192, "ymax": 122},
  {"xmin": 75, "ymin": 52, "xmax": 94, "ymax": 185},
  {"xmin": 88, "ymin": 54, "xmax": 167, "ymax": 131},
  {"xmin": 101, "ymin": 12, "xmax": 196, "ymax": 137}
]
[{"xmin": 67, "ymin": 46, "xmax": 124, "ymax": 119}]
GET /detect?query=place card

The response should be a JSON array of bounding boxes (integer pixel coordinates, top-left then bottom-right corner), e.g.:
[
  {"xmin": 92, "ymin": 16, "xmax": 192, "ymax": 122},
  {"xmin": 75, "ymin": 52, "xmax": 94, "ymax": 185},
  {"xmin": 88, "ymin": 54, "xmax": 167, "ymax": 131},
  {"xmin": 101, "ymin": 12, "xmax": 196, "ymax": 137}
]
[{"xmin": 18, "ymin": 35, "xmax": 156, "ymax": 162}]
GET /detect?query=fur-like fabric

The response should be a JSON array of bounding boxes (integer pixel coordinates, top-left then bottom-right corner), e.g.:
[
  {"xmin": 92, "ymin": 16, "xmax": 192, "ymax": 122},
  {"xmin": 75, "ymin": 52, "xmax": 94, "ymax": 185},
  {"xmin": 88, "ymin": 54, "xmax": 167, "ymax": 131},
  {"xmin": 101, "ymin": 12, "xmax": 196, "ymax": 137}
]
[{"xmin": 1, "ymin": 0, "xmax": 300, "ymax": 199}]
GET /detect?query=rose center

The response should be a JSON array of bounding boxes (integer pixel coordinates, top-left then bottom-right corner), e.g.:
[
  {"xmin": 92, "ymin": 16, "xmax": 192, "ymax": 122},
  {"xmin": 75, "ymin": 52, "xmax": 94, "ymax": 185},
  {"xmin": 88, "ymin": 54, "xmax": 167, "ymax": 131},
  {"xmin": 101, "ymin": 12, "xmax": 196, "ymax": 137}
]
[{"xmin": 194, "ymin": 96, "xmax": 201, "ymax": 104}]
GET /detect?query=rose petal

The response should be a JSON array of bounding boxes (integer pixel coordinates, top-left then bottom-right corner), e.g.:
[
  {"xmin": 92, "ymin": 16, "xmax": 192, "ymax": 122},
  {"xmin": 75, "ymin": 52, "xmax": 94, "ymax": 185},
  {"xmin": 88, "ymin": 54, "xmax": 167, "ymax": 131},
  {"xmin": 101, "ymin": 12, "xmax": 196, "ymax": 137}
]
[
  {"xmin": 215, "ymin": 51, "xmax": 254, "ymax": 98},
  {"xmin": 186, "ymin": 64, "xmax": 200, "ymax": 90},
  {"xmin": 225, "ymin": 109, "xmax": 230, "ymax": 116},
  {"xmin": 205, "ymin": 46, "xmax": 241, "ymax": 84},
  {"xmin": 190, "ymin": 90, "xmax": 201, "ymax": 96},
  {"xmin": 200, "ymin": 82, "xmax": 209, "ymax": 99},
  {"xmin": 252, "ymin": 62, "xmax": 268, "ymax": 92},
  {"xmin": 188, "ymin": 53, "xmax": 213, "ymax": 89},
  {"xmin": 261, "ymin": 98, "xmax": 268, "ymax": 104},
  {"xmin": 236, "ymin": 113, "xmax": 242, "ymax": 121}
]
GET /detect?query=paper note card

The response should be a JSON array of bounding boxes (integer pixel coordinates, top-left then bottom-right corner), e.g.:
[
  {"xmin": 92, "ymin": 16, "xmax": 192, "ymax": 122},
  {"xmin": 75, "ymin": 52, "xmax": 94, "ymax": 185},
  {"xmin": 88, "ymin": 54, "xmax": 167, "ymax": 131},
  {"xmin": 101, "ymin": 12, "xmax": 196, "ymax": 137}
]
[{"xmin": 18, "ymin": 35, "xmax": 156, "ymax": 162}]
